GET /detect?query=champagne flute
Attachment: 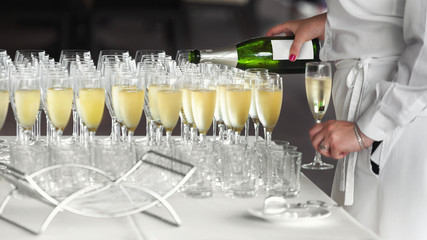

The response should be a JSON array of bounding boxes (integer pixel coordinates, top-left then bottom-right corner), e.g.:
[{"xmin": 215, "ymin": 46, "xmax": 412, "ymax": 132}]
[
  {"xmin": 0, "ymin": 69, "xmax": 9, "ymax": 149},
  {"xmin": 135, "ymin": 50, "xmax": 166, "ymax": 63},
  {"xmin": 244, "ymin": 68, "xmax": 268, "ymax": 143},
  {"xmin": 117, "ymin": 72, "xmax": 145, "ymax": 145},
  {"xmin": 255, "ymin": 73, "xmax": 283, "ymax": 146},
  {"xmin": 191, "ymin": 75, "xmax": 216, "ymax": 145},
  {"xmin": 218, "ymin": 71, "xmax": 234, "ymax": 144},
  {"xmin": 181, "ymin": 68, "xmax": 199, "ymax": 143},
  {"xmin": 226, "ymin": 73, "xmax": 252, "ymax": 144},
  {"xmin": 75, "ymin": 71, "xmax": 105, "ymax": 144},
  {"xmin": 157, "ymin": 73, "xmax": 182, "ymax": 148},
  {"xmin": 60, "ymin": 50, "xmax": 93, "ymax": 144},
  {"xmin": 302, "ymin": 62, "xmax": 334, "ymax": 170},
  {"xmin": 10, "ymin": 66, "xmax": 41, "ymax": 145},
  {"xmin": 42, "ymin": 64, "xmax": 74, "ymax": 144}
]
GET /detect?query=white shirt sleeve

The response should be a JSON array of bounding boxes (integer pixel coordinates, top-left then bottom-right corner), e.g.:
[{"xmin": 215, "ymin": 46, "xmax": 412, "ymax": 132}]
[{"xmin": 357, "ymin": 0, "xmax": 427, "ymax": 141}]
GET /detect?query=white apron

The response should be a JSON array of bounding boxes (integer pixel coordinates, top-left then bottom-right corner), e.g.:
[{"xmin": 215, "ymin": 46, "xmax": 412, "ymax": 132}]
[{"xmin": 322, "ymin": 0, "xmax": 427, "ymax": 239}]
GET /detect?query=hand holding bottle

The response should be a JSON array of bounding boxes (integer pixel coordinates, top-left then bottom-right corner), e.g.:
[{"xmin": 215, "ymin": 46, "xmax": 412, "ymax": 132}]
[{"xmin": 266, "ymin": 13, "xmax": 327, "ymax": 62}]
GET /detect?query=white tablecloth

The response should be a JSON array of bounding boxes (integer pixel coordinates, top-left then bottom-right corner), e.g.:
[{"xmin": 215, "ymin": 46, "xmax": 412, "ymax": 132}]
[{"xmin": 0, "ymin": 174, "xmax": 379, "ymax": 240}]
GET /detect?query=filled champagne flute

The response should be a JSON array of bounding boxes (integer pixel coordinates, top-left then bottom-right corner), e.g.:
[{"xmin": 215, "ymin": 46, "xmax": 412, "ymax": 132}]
[
  {"xmin": 255, "ymin": 72, "xmax": 283, "ymax": 146},
  {"xmin": 157, "ymin": 73, "xmax": 182, "ymax": 148},
  {"xmin": 244, "ymin": 68, "xmax": 268, "ymax": 143},
  {"xmin": 10, "ymin": 66, "xmax": 41, "ymax": 145},
  {"xmin": 0, "ymin": 69, "xmax": 9, "ymax": 148},
  {"xmin": 74, "ymin": 71, "xmax": 105, "ymax": 144},
  {"xmin": 147, "ymin": 71, "xmax": 167, "ymax": 145},
  {"xmin": 226, "ymin": 73, "xmax": 252, "ymax": 144},
  {"xmin": 42, "ymin": 64, "xmax": 74, "ymax": 144},
  {"xmin": 191, "ymin": 75, "xmax": 217, "ymax": 145},
  {"xmin": 181, "ymin": 68, "xmax": 199, "ymax": 143},
  {"xmin": 218, "ymin": 71, "xmax": 234, "ymax": 144},
  {"xmin": 302, "ymin": 62, "xmax": 334, "ymax": 170},
  {"xmin": 117, "ymin": 72, "xmax": 145, "ymax": 145}
]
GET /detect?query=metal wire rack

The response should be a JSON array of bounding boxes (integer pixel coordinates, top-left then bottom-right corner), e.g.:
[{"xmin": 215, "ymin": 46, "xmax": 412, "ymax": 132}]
[{"xmin": 0, "ymin": 150, "xmax": 196, "ymax": 235}]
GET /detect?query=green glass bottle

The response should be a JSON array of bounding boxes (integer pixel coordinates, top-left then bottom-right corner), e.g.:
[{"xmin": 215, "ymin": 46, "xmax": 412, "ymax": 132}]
[{"xmin": 188, "ymin": 36, "xmax": 320, "ymax": 74}]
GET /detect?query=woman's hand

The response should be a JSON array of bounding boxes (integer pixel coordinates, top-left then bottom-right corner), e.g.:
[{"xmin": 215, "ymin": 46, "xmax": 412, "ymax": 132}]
[
  {"xmin": 266, "ymin": 13, "xmax": 327, "ymax": 62},
  {"xmin": 309, "ymin": 120, "xmax": 375, "ymax": 159}
]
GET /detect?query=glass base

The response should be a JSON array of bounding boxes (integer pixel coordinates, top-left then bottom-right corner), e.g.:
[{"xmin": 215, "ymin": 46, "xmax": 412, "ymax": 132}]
[{"xmin": 302, "ymin": 161, "xmax": 334, "ymax": 170}]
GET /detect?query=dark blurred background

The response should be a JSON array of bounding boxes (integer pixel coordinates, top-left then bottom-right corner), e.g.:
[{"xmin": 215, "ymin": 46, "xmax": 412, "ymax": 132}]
[{"xmin": 0, "ymin": 0, "xmax": 336, "ymax": 194}]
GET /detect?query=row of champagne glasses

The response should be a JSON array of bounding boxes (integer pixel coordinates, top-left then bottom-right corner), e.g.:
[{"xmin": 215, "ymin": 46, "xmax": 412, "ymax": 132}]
[{"xmin": 1, "ymin": 49, "xmax": 285, "ymax": 150}]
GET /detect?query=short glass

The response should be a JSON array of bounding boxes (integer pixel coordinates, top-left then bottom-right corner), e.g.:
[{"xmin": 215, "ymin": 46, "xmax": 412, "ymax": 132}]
[
  {"xmin": 221, "ymin": 144, "xmax": 260, "ymax": 198},
  {"xmin": 180, "ymin": 145, "xmax": 216, "ymax": 198},
  {"xmin": 266, "ymin": 150, "xmax": 302, "ymax": 198}
]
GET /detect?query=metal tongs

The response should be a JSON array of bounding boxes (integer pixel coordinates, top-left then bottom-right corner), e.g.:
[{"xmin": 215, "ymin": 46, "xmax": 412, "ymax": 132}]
[{"xmin": 263, "ymin": 196, "xmax": 335, "ymax": 215}]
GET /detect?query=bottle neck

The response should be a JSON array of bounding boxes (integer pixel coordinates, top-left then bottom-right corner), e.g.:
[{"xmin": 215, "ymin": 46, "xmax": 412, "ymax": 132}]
[{"xmin": 198, "ymin": 46, "xmax": 238, "ymax": 67}]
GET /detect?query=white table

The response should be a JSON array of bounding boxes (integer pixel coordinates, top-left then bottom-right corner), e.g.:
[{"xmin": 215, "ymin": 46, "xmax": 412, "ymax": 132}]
[{"xmin": 0, "ymin": 174, "xmax": 379, "ymax": 240}]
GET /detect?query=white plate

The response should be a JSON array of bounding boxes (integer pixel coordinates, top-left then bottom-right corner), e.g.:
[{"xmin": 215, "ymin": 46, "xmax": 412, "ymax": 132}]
[{"xmin": 247, "ymin": 206, "xmax": 331, "ymax": 222}]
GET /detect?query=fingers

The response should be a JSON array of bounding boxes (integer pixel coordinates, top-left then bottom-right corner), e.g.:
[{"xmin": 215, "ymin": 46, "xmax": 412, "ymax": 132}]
[
  {"xmin": 289, "ymin": 33, "xmax": 307, "ymax": 62},
  {"xmin": 265, "ymin": 22, "xmax": 293, "ymax": 37}
]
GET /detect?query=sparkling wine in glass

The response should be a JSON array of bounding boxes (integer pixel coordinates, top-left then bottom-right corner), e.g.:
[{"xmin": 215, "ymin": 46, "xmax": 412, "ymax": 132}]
[
  {"xmin": 302, "ymin": 62, "xmax": 334, "ymax": 170},
  {"xmin": 75, "ymin": 71, "xmax": 105, "ymax": 144},
  {"xmin": 10, "ymin": 66, "xmax": 41, "ymax": 145},
  {"xmin": 244, "ymin": 68, "xmax": 268, "ymax": 143},
  {"xmin": 226, "ymin": 74, "xmax": 252, "ymax": 144},
  {"xmin": 117, "ymin": 72, "xmax": 145, "ymax": 145},
  {"xmin": 191, "ymin": 75, "xmax": 216, "ymax": 145},
  {"xmin": 42, "ymin": 65, "xmax": 74, "ymax": 144},
  {"xmin": 255, "ymin": 73, "xmax": 283, "ymax": 146},
  {"xmin": 157, "ymin": 74, "xmax": 182, "ymax": 148}
]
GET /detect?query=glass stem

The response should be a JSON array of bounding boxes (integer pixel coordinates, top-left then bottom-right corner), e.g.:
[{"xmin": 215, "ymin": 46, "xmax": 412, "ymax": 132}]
[
  {"xmin": 113, "ymin": 119, "xmax": 121, "ymax": 142},
  {"xmin": 23, "ymin": 129, "xmax": 32, "ymax": 145},
  {"xmin": 254, "ymin": 121, "xmax": 259, "ymax": 142},
  {"xmin": 156, "ymin": 124, "xmax": 164, "ymax": 145},
  {"xmin": 265, "ymin": 128, "xmax": 272, "ymax": 146},
  {"xmin": 72, "ymin": 108, "xmax": 79, "ymax": 142},
  {"xmin": 218, "ymin": 123, "xmax": 225, "ymax": 143},
  {"xmin": 89, "ymin": 131, "xmax": 95, "ymax": 143},
  {"xmin": 146, "ymin": 117, "xmax": 151, "ymax": 143},
  {"xmin": 244, "ymin": 117, "xmax": 249, "ymax": 144},
  {"xmin": 121, "ymin": 125, "xmax": 127, "ymax": 142},
  {"xmin": 166, "ymin": 131, "xmax": 172, "ymax": 148},
  {"xmin": 212, "ymin": 118, "xmax": 217, "ymax": 142},
  {"xmin": 46, "ymin": 116, "xmax": 52, "ymax": 145},
  {"xmin": 314, "ymin": 119, "xmax": 322, "ymax": 163},
  {"xmin": 234, "ymin": 131, "xmax": 241, "ymax": 145},
  {"xmin": 55, "ymin": 129, "xmax": 63, "ymax": 144},
  {"xmin": 128, "ymin": 130, "xmax": 134, "ymax": 147},
  {"xmin": 200, "ymin": 132, "xmax": 207, "ymax": 145},
  {"xmin": 35, "ymin": 109, "xmax": 41, "ymax": 142}
]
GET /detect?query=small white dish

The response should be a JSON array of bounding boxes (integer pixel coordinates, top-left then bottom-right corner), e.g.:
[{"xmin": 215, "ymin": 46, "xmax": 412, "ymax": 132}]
[{"xmin": 248, "ymin": 206, "xmax": 331, "ymax": 222}]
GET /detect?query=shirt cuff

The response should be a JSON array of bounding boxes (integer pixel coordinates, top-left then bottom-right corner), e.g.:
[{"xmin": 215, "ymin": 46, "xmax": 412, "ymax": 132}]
[{"xmin": 356, "ymin": 104, "xmax": 396, "ymax": 141}]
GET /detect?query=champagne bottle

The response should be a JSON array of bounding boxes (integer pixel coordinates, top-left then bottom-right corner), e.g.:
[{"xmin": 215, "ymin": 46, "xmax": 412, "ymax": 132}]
[{"xmin": 188, "ymin": 36, "xmax": 320, "ymax": 74}]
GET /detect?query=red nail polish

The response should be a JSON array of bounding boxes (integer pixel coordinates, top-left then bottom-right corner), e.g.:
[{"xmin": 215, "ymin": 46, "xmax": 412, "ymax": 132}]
[{"xmin": 289, "ymin": 54, "xmax": 296, "ymax": 62}]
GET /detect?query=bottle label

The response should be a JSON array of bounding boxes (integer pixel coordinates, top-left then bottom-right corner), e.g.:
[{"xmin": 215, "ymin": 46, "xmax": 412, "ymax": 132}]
[{"xmin": 271, "ymin": 40, "xmax": 314, "ymax": 60}]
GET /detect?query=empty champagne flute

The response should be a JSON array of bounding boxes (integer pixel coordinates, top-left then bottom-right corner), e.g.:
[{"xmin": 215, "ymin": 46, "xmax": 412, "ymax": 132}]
[
  {"xmin": 255, "ymin": 73, "xmax": 283, "ymax": 146},
  {"xmin": 302, "ymin": 62, "xmax": 334, "ymax": 170},
  {"xmin": 135, "ymin": 50, "xmax": 166, "ymax": 63}
]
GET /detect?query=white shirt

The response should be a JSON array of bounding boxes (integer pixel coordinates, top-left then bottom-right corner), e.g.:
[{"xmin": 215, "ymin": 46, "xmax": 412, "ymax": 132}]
[
  {"xmin": 321, "ymin": 0, "xmax": 427, "ymax": 141},
  {"xmin": 320, "ymin": 1, "xmax": 427, "ymax": 239}
]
